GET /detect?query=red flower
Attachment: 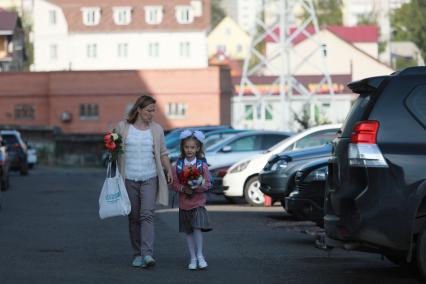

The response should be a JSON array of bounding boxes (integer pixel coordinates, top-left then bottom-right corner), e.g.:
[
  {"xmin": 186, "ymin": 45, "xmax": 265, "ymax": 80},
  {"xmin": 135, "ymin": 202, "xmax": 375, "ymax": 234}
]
[
  {"xmin": 105, "ymin": 141, "xmax": 116, "ymax": 151},
  {"xmin": 103, "ymin": 129, "xmax": 123, "ymax": 162}
]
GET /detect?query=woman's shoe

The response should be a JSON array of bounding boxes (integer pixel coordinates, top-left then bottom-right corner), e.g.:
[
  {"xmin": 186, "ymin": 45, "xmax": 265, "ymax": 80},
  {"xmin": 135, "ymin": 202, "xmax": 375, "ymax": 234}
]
[
  {"xmin": 142, "ymin": 255, "xmax": 156, "ymax": 268},
  {"xmin": 197, "ymin": 257, "xmax": 208, "ymax": 269},
  {"xmin": 132, "ymin": 256, "xmax": 143, "ymax": 267},
  {"xmin": 188, "ymin": 258, "xmax": 197, "ymax": 270}
]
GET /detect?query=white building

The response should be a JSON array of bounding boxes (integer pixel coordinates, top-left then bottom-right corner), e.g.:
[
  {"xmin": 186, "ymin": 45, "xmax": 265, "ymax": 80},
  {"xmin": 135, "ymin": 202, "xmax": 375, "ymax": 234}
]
[
  {"xmin": 220, "ymin": 0, "xmax": 261, "ymax": 33},
  {"xmin": 230, "ymin": 25, "xmax": 395, "ymax": 131},
  {"xmin": 343, "ymin": 0, "xmax": 409, "ymax": 28},
  {"xmin": 0, "ymin": 0, "xmax": 33, "ymax": 16},
  {"xmin": 32, "ymin": 0, "xmax": 210, "ymax": 71},
  {"xmin": 265, "ymin": 25, "xmax": 394, "ymax": 81}
]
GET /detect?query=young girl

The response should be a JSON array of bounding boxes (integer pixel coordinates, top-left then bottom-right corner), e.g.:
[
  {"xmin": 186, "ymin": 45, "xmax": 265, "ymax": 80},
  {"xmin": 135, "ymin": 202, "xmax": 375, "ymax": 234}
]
[{"xmin": 171, "ymin": 129, "xmax": 212, "ymax": 270}]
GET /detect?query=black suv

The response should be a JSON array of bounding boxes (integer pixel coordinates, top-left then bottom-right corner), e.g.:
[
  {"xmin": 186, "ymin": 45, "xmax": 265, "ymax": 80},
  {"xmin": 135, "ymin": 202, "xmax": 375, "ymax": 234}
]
[{"xmin": 324, "ymin": 67, "xmax": 426, "ymax": 277}]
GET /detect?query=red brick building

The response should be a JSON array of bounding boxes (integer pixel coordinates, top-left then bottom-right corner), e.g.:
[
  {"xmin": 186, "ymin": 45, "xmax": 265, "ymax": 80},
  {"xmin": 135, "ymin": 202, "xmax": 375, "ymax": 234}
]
[{"xmin": 0, "ymin": 66, "xmax": 232, "ymax": 134}]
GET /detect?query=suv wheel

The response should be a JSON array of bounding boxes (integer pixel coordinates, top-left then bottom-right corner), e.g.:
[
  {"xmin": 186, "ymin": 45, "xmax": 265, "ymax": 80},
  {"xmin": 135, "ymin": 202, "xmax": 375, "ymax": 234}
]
[{"xmin": 244, "ymin": 176, "xmax": 264, "ymax": 206}]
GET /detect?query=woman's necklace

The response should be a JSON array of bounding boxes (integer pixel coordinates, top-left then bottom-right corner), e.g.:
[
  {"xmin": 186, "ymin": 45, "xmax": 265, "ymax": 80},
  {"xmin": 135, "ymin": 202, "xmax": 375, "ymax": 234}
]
[{"xmin": 133, "ymin": 120, "xmax": 149, "ymax": 131}]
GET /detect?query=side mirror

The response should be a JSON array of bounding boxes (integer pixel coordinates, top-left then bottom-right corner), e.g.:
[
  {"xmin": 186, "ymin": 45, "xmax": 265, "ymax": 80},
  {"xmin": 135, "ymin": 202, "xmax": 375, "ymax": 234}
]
[{"xmin": 221, "ymin": 145, "xmax": 232, "ymax": 153}]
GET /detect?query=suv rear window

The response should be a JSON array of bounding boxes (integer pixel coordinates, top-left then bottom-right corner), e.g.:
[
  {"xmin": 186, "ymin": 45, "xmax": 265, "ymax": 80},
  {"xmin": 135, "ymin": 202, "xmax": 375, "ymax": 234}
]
[{"xmin": 406, "ymin": 85, "xmax": 426, "ymax": 128}]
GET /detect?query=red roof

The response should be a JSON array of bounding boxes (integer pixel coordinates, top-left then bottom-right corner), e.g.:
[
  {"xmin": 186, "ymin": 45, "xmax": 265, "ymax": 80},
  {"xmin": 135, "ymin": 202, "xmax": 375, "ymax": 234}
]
[
  {"xmin": 265, "ymin": 25, "xmax": 378, "ymax": 44},
  {"xmin": 0, "ymin": 10, "xmax": 18, "ymax": 33}
]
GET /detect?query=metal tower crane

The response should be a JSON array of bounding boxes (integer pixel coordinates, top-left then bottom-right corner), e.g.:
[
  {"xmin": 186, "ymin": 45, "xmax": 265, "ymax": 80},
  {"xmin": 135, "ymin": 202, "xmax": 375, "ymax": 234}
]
[{"xmin": 235, "ymin": 0, "xmax": 334, "ymax": 131}]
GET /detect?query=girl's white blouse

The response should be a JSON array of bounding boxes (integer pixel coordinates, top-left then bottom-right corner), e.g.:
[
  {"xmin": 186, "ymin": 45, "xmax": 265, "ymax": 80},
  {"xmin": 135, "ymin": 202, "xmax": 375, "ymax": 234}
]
[{"xmin": 124, "ymin": 125, "xmax": 157, "ymax": 181}]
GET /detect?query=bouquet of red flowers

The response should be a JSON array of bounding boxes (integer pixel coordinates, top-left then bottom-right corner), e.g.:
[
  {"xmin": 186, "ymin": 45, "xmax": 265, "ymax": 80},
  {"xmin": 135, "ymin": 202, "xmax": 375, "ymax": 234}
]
[
  {"xmin": 179, "ymin": 165, "xmax": 204, "ymax": 198},
  {"xmin": 103, "ymin": 129, "xmax": 123, "ymax": 162}
]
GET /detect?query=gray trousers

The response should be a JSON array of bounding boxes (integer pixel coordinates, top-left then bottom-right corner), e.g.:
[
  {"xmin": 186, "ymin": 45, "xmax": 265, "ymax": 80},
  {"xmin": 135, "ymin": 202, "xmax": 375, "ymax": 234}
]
[{"xmin": 125, "ymin": 177, "xmax": 158, "ymax": 257}]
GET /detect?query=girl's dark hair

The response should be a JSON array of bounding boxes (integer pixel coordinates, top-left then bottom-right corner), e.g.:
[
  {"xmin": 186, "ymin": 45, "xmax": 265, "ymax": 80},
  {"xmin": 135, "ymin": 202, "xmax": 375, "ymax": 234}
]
[
  {"xmin": 179, "ymin": 136, "xmax": 205, "ymax": 160},
  {"xmin": 127, "ymin": 95, "xmax": 156, "ymax": 124}
]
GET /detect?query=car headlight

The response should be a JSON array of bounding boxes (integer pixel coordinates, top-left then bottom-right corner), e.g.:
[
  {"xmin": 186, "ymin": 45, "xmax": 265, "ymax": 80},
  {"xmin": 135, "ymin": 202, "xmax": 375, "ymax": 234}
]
[
  {"xmin": 303, "ymin": 166, "xmax": 328, "ymax": 182},
  {"xmin": 230, "ymin": 160, "xmax": 250, "ymax": 173},
  {"xmin": 270, "ymin": 160, "xmax": 288, "ymax": 172}
]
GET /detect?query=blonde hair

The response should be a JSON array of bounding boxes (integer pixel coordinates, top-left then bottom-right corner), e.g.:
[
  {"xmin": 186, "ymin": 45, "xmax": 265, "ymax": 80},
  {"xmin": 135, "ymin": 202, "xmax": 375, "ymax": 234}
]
[{"xmin": 126, "ymin": 95, "xmax": 156, "ymax": 124}]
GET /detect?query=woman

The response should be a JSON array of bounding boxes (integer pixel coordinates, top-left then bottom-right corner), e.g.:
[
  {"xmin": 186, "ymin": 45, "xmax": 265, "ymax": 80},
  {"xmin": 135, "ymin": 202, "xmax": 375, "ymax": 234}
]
[{"xmin": 116, "ymin": 95, "xmax": 173, "ymax": 268}]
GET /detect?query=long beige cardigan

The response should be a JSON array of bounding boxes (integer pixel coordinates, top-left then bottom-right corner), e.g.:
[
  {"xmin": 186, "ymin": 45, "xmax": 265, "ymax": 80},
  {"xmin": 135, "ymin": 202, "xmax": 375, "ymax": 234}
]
[{"xmin": 115, "ymin": 121, "xmax": 169, "ymax": 206}]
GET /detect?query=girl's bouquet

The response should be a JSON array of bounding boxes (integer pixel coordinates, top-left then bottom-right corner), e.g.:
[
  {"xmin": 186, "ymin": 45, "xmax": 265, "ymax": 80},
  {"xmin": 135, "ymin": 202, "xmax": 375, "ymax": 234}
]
[
  {"xmin": 103, "ymin": 129, "xmax": 123, "ymax": 162},
  {"xmin": 179, "ymin": 165, "xmax": 204, "ymax": 198}
]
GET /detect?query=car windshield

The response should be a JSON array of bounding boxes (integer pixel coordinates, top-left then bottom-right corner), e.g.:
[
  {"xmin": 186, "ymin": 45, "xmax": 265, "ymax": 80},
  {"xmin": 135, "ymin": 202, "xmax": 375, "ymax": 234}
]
[{"xmin": 264, "ymin": 135, "xmax": 291, "ymax": 153}]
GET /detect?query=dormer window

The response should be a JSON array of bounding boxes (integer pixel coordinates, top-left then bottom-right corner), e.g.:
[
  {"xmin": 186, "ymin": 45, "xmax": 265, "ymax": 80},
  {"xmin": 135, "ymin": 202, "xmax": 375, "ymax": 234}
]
[
  {"xmin": 113, "ymin": 7, "xmax": 132, "ymax": 25},
  {"xmin": 175, "ymin": 6, "xmax": 193, "ymax": 24},
  {"xmin": 145, "ymin": 6, "xmax": 163, "ymax": 25},
  {"xmin": 81, "ymin": 7, "xmax": 101, "ymax": 26}
]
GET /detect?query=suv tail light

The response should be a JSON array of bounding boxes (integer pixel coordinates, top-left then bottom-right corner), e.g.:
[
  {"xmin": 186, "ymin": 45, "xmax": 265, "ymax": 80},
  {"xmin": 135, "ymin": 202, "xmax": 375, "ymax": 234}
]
[{"xmin": 348, "ymin": 120, "xmax": 388, "ymax": 168}]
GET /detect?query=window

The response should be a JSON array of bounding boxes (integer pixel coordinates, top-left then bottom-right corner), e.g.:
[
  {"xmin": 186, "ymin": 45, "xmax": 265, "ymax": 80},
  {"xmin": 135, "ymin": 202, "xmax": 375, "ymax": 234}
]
[
  {"xmin": 81, "ymin": 7, "xmax": 101, "ymax": 26},
  {"xmin": 265, "ymin": 104, "xmax": 273, "ymax": 120},
  {"xmin": 49, "ymin": 10, "xmax": 57, "ymax": 25},
  {"xmin": 217, "ymin": 44, "xmax": 226, "ymax": 54},
  {"xmin": 179, "ymin": 42, "xmax": 190, "ymax": 57},
  {"xmin": 225, "ymin": 28, "xmax": 231, "ymax": 36},
  {"xmin": 236, "ymin": 44, "xmax": 243, "ymax": 53},
  {"xmin": 113, "ymin": 7, "xmax": 132, "ymax": 25},
  {"xmin": 148, "ymin": 42, "xmax": 159, "ymax": 57},
  {"xmin": 175, "ymin": 6, "xmax": 194, "ymax": 24},
  {"xmin": 293, "ymin": 130, "xmax": 338, "ymax": 150},
  {"xmin": 49, "ymin": 44, "xmax": 58, "ymax": 60},
  {"xmin": 14, "ymin": 104, "xmax": 34, "ymax": 120},
  {"xmin": 166, "ymin": 103, "xmax": 187, "ymax": 118},
  {"xmin": 228, "ymin": 135, "xmax": 262, "ymax": 151},
  {"xmin": 117, "ymin": 43, "xmax": 128, "ymax": 58},
  {"xmin": 79, "ymin": 104, "xmax": 99, "ymax": 120},
  {"xmin": 261, "ymin": 134, "xmax": 287, "ymax": 149},
  {"xmin": 406, "ymin": 85, "xmax": 426, "ymax": 127},
  {"xmin": 145, "ymin": 6, "xmax": 163, "ymax": 25},
  {"xmin": 86, "ymin": 43, "xmax": 97, "ymax": 58},
  {"xmin": 244, "ymin": 104, "xmax": 253, "ymax": 120}
]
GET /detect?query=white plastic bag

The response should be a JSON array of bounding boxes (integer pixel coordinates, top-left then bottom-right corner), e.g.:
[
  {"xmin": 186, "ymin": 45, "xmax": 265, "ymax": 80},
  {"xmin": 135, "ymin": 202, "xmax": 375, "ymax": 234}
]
[{"xmin": 99, "ymin": 162, "xmax": 131, "ymax": 219}]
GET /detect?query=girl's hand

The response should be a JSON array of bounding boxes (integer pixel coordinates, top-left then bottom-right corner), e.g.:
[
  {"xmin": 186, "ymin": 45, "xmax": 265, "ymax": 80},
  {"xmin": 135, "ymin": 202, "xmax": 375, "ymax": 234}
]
[{"xmin": 183, "ymin": 186, "xmax": 193, "ymax": 198}]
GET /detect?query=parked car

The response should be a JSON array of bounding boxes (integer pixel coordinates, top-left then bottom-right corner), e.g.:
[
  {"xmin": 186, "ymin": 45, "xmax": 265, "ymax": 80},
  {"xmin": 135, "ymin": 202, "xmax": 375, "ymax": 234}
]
[
  {"xmin": 323, "ymin": 67, "xmax": 426, "ymax": 277},
  {"xmin": 205, "ymin": 130, "xmax": 293, "ymax": 170},
  {"xmin": 26, "ymin": 143, "xmax": 37, "ymax": 169},
  {"xmin": 0, "ymin": 130, "xmax": 28, "ymax": 175},
  {"xmin": 285, "ymin": 157, "xmax": 329, "ymax": 227},
  {"xmin": 259, "ymin": 143, "xmax": 332, "ymax": 208},
  {"xmin": 0, "ymin": 136, "xmax": 11, "ymax": 191},
  {"xmin": 169, "ymin": 129, "xmax": 246, "ymax": 163},
  {"xmin": 223, "ymin": 124, "xmax": 340, "ymax": 206},
  {"xmin": 165, "ymin": 125, "xmax": 233, "ymax": 152}
]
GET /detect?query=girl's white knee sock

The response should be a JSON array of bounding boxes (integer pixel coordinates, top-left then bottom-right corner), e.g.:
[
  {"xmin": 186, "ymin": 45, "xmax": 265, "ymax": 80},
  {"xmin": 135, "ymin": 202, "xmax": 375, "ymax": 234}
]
[
  {"xmin": 193, "ymin": 229, "xmax": 204, "ymax": 259},
  {"xmin": 186, "ymin": 233, "xmax": 196, "ymax": 260}
]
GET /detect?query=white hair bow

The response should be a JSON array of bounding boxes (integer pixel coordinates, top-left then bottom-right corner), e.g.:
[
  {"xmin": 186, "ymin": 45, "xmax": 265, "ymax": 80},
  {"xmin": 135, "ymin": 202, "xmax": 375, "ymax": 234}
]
[{"xmin": 179, "ymin": 129, "xmax": 205, "ymax": 143}]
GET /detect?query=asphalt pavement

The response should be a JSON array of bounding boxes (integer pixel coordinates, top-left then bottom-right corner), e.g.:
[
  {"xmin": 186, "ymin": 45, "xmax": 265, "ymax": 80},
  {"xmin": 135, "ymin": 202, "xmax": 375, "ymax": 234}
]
[{"xmin": 0, "ymin": 166, "xmax": 422, "ymax": 284}]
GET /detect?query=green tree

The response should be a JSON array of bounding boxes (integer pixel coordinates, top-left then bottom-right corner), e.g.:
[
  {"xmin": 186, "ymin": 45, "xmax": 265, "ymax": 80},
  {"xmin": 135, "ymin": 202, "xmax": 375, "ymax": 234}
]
[
  {"xmin": 301, "ymin": 0, "xmax": 343, "ymax": 26},
  {"xmin": 211, "ymin": 0, "xmax": 225, "ymax": 29},
  {"xmin": 392, "ymin": 0, "xmax": 426, "ymax": 62}
]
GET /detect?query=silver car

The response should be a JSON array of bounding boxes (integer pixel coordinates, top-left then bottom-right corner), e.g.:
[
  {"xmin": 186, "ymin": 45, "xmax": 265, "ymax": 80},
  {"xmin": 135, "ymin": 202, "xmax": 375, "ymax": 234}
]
[{"xmin": 205, "ymin": 130, "xmax": 293, "ymax": 169}]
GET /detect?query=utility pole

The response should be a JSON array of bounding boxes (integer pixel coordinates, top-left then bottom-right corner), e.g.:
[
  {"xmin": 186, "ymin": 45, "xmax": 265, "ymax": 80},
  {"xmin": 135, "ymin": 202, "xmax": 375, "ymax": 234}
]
[{"xmin": 236, "ymin": 0, "xmax": 334, "ymax": 131}]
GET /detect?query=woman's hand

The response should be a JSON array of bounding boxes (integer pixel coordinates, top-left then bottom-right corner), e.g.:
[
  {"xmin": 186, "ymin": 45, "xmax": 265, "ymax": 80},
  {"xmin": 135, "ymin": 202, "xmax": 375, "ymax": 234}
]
[{"xmin": 166, "ymin": 171, "xmax": 173, "ymax": 184}]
